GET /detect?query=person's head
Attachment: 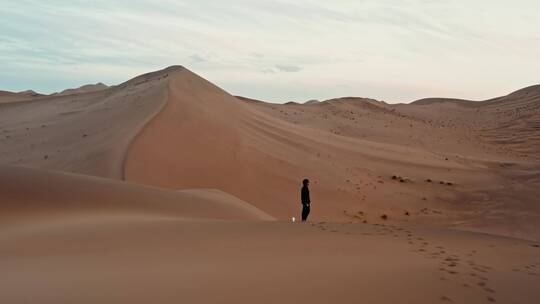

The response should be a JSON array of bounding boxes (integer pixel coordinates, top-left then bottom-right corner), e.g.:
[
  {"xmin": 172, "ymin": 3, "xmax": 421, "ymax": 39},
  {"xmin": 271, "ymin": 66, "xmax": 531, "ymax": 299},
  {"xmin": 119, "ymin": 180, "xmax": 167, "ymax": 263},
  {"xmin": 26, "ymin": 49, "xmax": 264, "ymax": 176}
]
[{"xmin": 302, "ymin": 178, "xmax": 310, "ymax": 187}]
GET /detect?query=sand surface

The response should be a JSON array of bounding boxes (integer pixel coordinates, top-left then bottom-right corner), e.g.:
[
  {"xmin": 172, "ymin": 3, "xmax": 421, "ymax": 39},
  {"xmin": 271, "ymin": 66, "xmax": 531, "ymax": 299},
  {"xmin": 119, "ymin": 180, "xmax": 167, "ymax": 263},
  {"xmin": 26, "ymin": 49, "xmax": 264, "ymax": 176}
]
[
  {"xmin": 2, "ymin": 218, "xmax": 539, "ymax": 304},
  {"xmin": 1, "ymin": 66, "xmax": 539, "ymax": 303}
]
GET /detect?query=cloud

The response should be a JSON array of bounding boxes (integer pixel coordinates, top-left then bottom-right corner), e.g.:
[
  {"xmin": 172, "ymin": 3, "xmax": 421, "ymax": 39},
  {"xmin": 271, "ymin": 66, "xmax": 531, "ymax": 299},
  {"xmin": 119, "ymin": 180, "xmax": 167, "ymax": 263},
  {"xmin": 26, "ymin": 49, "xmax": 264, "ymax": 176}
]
[
  {"xmin": 1, "ymin": 0, "xmax": 540, "ymax": 103},
  {"xmin": 251, "ymin": 52, "xmax": 264, "ymax": 59},
  {"xmin": 261, "ymin": 68, "xmax": 276, "ymax": 74},
  {"xmin": 275, "ymin": 65, "xmax": 302, "ymax": 73},
  {"xmin": 190, "ymin": 54, "xmax": 208, "ymax": 63}
]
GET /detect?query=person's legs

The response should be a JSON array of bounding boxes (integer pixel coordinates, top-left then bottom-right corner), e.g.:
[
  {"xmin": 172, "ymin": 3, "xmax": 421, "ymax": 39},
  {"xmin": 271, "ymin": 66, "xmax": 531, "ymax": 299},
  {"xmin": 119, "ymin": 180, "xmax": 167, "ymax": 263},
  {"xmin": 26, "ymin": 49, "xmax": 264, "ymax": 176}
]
[{"xmin": 301, "ymin": 205, "xmax": 310, "ymax": 221}]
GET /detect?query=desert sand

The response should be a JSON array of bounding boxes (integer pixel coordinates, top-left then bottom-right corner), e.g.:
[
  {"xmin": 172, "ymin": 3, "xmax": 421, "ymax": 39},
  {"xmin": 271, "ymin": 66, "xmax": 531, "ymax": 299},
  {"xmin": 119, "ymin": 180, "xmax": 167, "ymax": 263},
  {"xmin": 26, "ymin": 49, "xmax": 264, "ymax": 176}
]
[{"xmin": 1, "ymin": 66, "xmax": 539, "ymax": 303}]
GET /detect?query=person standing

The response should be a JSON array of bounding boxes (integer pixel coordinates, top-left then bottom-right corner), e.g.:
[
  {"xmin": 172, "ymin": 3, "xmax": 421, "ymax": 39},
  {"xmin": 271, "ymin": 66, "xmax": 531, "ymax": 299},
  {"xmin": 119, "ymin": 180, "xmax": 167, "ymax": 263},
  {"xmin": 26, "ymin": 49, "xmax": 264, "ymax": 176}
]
[{"xmin": 301, "ymin": 178, "xmax": 311, "ymax": 221}]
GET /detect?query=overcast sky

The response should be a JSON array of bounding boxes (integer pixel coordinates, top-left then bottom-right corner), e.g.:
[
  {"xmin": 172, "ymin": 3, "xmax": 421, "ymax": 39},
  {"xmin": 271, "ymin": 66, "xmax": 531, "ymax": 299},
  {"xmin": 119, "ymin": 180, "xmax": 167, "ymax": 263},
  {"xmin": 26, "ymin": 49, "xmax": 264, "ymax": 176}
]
[{"xmin": 1, "ymin": 0, "xmax": 539, "ymax": 103}]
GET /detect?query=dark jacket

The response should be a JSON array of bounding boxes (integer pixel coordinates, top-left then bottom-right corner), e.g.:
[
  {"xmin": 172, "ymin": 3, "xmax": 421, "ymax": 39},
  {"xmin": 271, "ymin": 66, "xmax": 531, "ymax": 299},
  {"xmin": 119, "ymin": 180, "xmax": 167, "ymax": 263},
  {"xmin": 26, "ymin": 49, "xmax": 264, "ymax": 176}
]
[{"xmin": 301, "ymin": 186, "xmax": 310, "ymax": 205}]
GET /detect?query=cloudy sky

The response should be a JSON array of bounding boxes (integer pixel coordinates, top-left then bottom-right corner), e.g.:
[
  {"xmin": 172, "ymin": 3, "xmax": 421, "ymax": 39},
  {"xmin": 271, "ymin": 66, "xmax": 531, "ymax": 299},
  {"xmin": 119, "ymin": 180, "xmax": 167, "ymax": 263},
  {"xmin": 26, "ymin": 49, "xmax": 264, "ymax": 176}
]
[{"xmin": 1, "ymin": 0, "xmax": 539, "ymax": 103}]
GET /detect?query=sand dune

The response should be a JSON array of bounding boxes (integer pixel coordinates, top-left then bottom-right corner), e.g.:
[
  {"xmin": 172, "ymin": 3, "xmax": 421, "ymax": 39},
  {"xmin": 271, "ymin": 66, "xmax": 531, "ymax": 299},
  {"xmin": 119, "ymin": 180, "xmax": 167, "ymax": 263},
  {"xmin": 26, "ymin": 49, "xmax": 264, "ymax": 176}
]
[
  {"xmin": 407, "ymin": 85, "xmax": 540, "ymax": 160},
  {"xmin": 1, "ymin": 215, "xmax": 539, "ymax": 304},
  {"xmin": 0, "ymin": 70, "xmax": 169, "ymax": 177},
  {"xmin": 1, "ymin": 165, "xmax": 539, "ymax": 304},
  {"xmin": 0, "ymin": 165, "xmax": 272, "ymax": 224},
  {"xmin": 54, "ymin": 82, "xmax": 109, "ymax": 96},
  {"xmin": 1, "ymin": 66, "xmax": 539, "ymax": 239},
  {"xmin": 0, "ymin": 89, "xmax": 43, "ymax": 103},
  {"xmin": 1, "ymin": 66, "xmax": 540, "ymax": 303}
]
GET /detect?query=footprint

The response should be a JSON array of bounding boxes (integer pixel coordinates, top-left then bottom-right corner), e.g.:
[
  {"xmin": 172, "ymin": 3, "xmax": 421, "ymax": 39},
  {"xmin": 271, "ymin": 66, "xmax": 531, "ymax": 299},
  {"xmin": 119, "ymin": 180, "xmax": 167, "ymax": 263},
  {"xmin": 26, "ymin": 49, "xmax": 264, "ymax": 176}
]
[
  {"xmin": 484, "ymin": 287, "xmax": 496, "ymax": 294},
  {"xmin": 440, "ymin": 295, "xmax": 453, "ymax": 302},
  {"xmin": 473, "ymin": 267, "xmax": 487, "ymax": 273}
]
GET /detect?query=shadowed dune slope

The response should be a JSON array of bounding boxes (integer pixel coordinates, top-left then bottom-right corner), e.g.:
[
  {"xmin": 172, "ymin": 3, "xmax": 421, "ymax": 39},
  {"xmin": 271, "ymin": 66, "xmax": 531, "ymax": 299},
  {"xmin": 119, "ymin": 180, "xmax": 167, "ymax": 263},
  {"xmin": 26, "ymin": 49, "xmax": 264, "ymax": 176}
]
[{"xmin": 0, "ymin": 165, "xmax": 273, "ymax": 224}]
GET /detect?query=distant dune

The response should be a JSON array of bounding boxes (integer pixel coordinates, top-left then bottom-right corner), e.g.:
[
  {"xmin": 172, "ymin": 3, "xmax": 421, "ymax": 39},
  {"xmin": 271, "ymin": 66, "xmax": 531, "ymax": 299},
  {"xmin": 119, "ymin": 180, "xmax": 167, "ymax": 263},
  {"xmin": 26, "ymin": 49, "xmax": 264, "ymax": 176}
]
[
  {"xmin": 55, "ymin": 82, "xmax": 109, "ymax": 96},
  {"xmin": 1, "ymin": 66, "xmax": 539, "ymax": 304},
  {"xmin": 0, "ymin": 89, "xmax": 44, "ymax": 103}
]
